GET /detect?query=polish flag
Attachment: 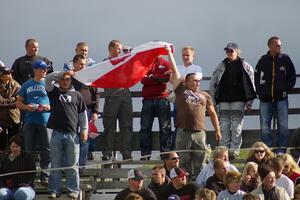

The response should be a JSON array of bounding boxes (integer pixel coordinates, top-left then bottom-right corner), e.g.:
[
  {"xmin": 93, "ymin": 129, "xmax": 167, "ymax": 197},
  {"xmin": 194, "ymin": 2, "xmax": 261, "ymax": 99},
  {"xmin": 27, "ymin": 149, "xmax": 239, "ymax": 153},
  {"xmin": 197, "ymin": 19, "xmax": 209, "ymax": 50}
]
[{"xmin": 74, "ymin": 41, "xmax": 173, "ymax": 88}]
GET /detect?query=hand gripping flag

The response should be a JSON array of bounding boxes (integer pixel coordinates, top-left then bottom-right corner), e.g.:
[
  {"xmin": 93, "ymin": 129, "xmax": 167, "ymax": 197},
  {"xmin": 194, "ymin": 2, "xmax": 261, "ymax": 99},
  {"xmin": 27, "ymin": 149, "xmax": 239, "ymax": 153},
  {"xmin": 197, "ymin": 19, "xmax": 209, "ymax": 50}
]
[{"xmin": 74, "ymin": 41, "xmax": 174, "ymax": 88}]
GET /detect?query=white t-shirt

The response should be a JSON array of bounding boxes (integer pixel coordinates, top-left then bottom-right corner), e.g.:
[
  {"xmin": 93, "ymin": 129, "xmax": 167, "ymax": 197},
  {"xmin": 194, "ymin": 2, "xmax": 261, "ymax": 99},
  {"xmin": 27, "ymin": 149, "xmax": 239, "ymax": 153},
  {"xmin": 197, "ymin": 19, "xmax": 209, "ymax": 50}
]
[
  {"xmin": 276, "ymin": 174, "xmax": 294, "ymax": 198},
  {"xmin": 177, "ymin": 64, "xmax": 203, "ymax": 80}
]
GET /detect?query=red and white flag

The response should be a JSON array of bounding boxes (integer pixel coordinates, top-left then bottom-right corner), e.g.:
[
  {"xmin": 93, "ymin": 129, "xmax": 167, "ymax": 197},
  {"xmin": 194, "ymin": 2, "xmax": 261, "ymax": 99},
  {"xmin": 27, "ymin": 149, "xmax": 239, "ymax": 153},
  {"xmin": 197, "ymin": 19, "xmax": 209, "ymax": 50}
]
[{"xmin": 74, "ymin": 41, "xmax": 173, "ymax": 88}]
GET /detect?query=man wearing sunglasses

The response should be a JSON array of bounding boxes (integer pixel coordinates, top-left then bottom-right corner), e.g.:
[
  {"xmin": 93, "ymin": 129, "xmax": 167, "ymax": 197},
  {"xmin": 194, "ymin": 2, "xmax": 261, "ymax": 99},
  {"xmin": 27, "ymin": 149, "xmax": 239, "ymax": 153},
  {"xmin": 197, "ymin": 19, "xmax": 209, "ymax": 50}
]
[
  {"xmin": 114, "ymin": 169, "xmax": 156, "ymax": 200},
  {"xmin": 163, "ymin": 152, "xmax": 180, "ymax": 179},
  {"xmin": 255, "ymin": 36, "xmax": 296, "ymax": 154}
]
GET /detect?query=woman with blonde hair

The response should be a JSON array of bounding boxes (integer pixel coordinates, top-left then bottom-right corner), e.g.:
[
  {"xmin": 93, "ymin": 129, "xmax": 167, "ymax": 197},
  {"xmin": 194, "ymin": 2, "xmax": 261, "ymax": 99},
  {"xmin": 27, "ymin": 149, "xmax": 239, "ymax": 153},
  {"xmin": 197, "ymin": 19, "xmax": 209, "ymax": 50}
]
[
  {"xmin": 280, "ymin": 153, "xmax": 300, "ymax": 183},
  {"xmin": 241, "ymin": 162, "xmax": 260, "ymax": 192},
  {"xmin": 246, "ymin": 142, "xmax": 274, "ymax": 166}
]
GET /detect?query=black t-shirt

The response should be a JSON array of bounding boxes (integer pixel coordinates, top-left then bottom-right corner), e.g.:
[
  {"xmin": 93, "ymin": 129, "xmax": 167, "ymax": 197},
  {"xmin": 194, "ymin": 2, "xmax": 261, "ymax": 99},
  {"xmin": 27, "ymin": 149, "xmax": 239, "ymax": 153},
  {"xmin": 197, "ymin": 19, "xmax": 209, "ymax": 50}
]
[
  {"xmin": 11, "ymin": 55, "xmax": 53, "ymax": 85},
  {"xmin": 159, "ymin": 183, "xmax": 198, "ymax": 200},
  {"xmin": 205, "ymin": 174, "xmax": 226, "ymax": 196},
  {"xmin": 46, "ymin": 87, "xmax": 86, "ymax": 133},
  {"xmin": 114, "ymin": 187, "xmax": 157, "ymax": 200}
]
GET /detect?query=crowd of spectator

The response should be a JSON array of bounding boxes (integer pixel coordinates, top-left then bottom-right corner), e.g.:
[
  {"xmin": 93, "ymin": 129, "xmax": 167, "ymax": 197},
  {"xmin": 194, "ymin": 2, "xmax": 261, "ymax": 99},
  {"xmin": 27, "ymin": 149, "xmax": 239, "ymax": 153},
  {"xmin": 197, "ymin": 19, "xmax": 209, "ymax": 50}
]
[{"xmin": 0, "ymin": 35, "xmax": 297, "ymax": 199}]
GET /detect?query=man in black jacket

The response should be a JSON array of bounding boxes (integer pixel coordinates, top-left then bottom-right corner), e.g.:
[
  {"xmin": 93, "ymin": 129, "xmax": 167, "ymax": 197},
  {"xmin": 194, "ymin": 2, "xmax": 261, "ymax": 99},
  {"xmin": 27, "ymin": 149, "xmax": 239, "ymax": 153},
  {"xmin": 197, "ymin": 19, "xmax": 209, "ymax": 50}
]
[
  {"xmin": 255, "ymin": 36, "xmax": 296, "ymax": 154},
  {"xmin": 11, "ymin": 38, "xmax": 53, "ymax": 85}
]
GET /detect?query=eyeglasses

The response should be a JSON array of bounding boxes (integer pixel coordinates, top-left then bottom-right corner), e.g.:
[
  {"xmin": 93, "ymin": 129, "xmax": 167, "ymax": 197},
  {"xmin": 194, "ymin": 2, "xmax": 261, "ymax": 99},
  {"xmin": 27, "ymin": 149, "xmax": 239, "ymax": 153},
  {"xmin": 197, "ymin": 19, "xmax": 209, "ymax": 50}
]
[
  {"xmin": 226, "ymin": 49, "xmax": 234, "ymax": 53},
  {"xmin": 254, "ymin": 150, "xmax": 265, "ymax": 154},
  {"xmin": 284, "ymin": 165, "xmax": 289, "ymax": 169},
  {"xmin": 131, "ymin": 178, "xmax": 143, "ymax": 181},
  {"xmin": 169, "ymin": 157, "xmax": 179, "ymax": 161}
]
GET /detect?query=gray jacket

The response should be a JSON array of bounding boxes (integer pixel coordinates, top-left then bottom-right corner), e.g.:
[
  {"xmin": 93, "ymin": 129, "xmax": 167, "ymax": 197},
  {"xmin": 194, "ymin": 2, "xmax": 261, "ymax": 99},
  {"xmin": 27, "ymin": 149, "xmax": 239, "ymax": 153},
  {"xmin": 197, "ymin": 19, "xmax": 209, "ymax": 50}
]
[
  {"xmin": 209, "ymin": 59, "xmax": 256, "ymax": 105},
  {"xmin": 251, "ymin": 185, "xmax": 290, "ymax": 200}
]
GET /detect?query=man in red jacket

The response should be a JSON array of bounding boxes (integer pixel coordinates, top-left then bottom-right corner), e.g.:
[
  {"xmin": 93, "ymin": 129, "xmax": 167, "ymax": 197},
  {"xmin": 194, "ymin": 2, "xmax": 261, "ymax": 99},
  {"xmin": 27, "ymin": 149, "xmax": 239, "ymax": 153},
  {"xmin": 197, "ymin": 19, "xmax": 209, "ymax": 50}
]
[{"xmin": 139, "ymin": 56, "xmax": 172, "ymax": 160}]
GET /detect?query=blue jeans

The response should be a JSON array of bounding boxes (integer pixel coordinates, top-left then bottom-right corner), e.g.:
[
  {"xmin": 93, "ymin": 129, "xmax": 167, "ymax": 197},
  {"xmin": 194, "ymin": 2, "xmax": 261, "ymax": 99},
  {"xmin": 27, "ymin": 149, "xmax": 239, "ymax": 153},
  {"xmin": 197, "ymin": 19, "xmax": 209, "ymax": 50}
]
[
  {"xmin": 48, "ymin": 130, "xmax": 80, "ymax": 195},
  {"xmin": 79, "ymin": 140, "xmax": 88, "ymax": 167},
  {"xmin": 0, "ymin": 187, "xmax": 35, "ymax": 200},
  {"xmin": 22, "ymin": 123, "xmax": 50, "ymax": 180},
  {"xmin": 218, "ymin": 102, "xmax": 245, "ymax": 155},
  {"xmin": 139, "ymin": 99, "xmax": 172, "ymax": 156},
  {"xmin": 260, "ymin": 99, "xmax": 289, "ymax": 151}
]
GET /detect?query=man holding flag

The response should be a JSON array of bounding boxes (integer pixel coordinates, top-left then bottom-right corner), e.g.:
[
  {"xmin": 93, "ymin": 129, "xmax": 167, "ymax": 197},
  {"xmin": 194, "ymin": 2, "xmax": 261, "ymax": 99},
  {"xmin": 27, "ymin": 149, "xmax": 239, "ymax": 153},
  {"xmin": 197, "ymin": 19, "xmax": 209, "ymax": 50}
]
[{"xmin": 102, "ymin": 40, "xmax": 133, "ymax": 160}]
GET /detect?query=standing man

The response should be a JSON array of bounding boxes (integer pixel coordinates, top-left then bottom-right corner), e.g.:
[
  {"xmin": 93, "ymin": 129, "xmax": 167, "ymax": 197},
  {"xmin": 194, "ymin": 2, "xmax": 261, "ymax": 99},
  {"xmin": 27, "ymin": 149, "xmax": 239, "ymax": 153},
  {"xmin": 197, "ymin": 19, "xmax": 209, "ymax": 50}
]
[
  {"xmin": 16, "ymin": 60, "xmax": 51, "ymax": 185},
  {"xmin": 71, "ymin": 54, "xmax": 100, "ymax": 166},
  {"xmin": 254, "ymin": 36, "xmax": 296, "ymax": 154},
  {"xmin": 166, "ymin": 46, "xmax": 221, "ymax": 175},
  {"xmin": 45, "ymin": 70, "xmax": 88, "ymax": 199},
  {"xmin": 63, "ymin": 42, "xmax": 96, "ymax": 71},
  {"xmin": 102, "ymin": 40, "xmax": 133, "ymax": 160},
  {"xmin": 177, "ymin": 46, "xmax": 203, "ymax": 81},
  {"xmin": 139, "ymin": 56, "xmax": 172, "ymax": 160},
  {"xmin": 11, "ymin": 38, "xmax": 53, "ymax": 85}
]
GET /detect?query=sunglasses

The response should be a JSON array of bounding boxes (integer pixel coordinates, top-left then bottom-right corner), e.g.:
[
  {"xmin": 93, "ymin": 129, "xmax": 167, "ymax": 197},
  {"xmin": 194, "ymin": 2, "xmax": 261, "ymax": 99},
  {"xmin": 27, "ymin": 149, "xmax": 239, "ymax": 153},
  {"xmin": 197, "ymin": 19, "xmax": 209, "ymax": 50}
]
[
  {"xmin": 226, "ymin": 49, "xmax": 234, "ymax": 53},
  {"xmin": 169, "ymin": 157, "xmax": 180, "ymax": 161},
  {"xmin": 131, "ymin": 178, "xmax": 143, "ymax": 181},
  {"xmin": 254, "ymin": 150, "xmax": 265, "ymax": 154}
]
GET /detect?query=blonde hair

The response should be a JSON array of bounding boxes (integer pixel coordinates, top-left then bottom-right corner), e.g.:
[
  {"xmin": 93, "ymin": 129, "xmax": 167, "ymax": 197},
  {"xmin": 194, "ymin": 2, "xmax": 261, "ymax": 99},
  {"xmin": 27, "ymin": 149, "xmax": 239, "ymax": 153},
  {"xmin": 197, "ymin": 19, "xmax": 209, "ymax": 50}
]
[
  {"xmin": 242, "ymin": 162, "xmax": 258, "ymax": 180},
  {"xmin": 281, "ymin": 153, "xmax": 300, "ymax": 174},
  {"xmin": 247, "ymin": 142, "xmax": 274, "ymax": 162},
  {"xmin": 195, "ymin": 188, "xmax": 216, "ymax": 200},
  {"xmin": 223, "ymin": 170, "xmax": 241, "ymax": 187},
  {"xmin": 182, "ymin": 46, "xmax": 195, "ymax": 54}
]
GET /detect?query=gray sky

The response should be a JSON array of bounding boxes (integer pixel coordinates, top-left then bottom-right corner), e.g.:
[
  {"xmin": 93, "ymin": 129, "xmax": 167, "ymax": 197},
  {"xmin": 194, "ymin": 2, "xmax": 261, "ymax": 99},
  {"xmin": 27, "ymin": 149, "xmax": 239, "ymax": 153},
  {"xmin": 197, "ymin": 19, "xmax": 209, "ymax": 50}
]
[{"xmin": 1, "ymin": 0, "xmax": 299, "ymax": 77}]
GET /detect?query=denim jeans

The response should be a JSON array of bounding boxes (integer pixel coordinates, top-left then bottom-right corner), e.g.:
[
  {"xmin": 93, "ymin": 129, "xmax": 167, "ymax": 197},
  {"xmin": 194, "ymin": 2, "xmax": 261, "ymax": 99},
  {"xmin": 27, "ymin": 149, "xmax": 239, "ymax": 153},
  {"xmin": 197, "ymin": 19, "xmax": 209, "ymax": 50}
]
[
  {"xmin": 218, "ymin": 102, "xmax": 245, "ymax": 155},
  {"xmin": 176, "ymin": 128, "xmax": 207, "ymax": 175},
  {"xmin": 0, "ymin": 187, "xmax": 35, "ymax": 200},
  {"xmin": 260, "ymin": 99, "xmax": 289, "ymax": 151},
  {"xmin": 79, "ymin": 140, "xmax": 89, "ymax": 167},
  {"xmin": 48, "ymin": 130, "xmax": 80, "ymax": 195},
  {"xmin": 22, "ymin": 123, "xmax": 50, "ymax": 180},
  {"xmin": 139, "ymin": 99, "xmax": 172, "ymax": 156}
]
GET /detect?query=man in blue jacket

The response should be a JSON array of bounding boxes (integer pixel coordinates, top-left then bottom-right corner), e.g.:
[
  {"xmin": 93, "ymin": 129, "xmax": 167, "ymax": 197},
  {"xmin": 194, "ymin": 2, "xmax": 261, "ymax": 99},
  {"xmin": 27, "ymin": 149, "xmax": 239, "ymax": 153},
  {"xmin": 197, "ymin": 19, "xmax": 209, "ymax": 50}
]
[{"xmin": 254, "ymin": 36, "xmax": 296, "ymax": 154}]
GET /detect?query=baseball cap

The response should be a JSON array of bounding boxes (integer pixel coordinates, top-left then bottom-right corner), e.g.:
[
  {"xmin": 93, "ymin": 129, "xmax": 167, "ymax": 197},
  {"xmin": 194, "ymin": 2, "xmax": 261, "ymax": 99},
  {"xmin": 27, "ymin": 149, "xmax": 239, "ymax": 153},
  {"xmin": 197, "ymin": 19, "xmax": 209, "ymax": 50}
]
[
  {"xmin": 224, "ymin": 42, "xmax": 239, "ymax": 51},
  {"xmin": 168, "ymin": 194, "xmax": 181, "ymax": 200},
  {"xmin": 127, "ymin": 169, "xmax": 145, "ymax": 180},
  {"xmin": 0, "ymin": 63, "xmax": 13, "ymax": 75},
  {"xmin": 32, "ymin": 60, "xmax": 49, "ymax": 69},
  {"xmin": 170, "ymin": 167, "xmax": 189, "ymax": 179}
]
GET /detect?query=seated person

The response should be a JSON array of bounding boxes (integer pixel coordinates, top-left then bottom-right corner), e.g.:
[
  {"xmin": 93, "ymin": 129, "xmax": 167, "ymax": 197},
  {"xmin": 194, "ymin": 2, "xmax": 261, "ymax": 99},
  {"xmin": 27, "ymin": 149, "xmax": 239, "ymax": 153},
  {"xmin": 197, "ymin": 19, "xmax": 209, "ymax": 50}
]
[
  {"xmin": 196, "ymin": 146, "xmax": 238, "ymax": 187},
  {"xmin": 0, "ymin": 136, "xmax": 36, "ymax": 200},
  {"xmin": 246, "ymin": 142, "xmax": 274, "ymax": 166},
  {"xmin": 159, "ymin": 167, "xmax": 198, "ymax": 200},
  {"xmin": 205, "ymin": 159, "xmax": 228, "ymax": 196},
  {"xmin": 241, "ymin": 162, "xmax": 260, "ymax": 192},
  {"xmin": 280, "ymin": 153, "xmax": 300, "ymax": 183},
  {"xmin": 147, "ymin": 165, "xmax": 169, "ymax": 197},
  {"xmin": 251, "ymin": 164, "xmax": 290, "ymax": 200},
  {"xmin": 217, "ymin": 171, "xmax": 245, "ymax": 200},
  {"xmin": 162, "ymin": 152, "xmax": 180, "ymax": 179},
  {"xmin": 268, "ymin": 156, "xmax": 294, "ymax": 198}
]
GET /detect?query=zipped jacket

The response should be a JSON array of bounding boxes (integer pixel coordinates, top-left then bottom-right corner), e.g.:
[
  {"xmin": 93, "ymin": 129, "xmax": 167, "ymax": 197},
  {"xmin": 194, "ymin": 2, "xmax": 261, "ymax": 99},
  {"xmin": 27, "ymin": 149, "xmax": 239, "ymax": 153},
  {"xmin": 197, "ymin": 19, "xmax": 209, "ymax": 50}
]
[{"xmin": 254, "ymin": 52, "xmax": 296, "ymax": 102}]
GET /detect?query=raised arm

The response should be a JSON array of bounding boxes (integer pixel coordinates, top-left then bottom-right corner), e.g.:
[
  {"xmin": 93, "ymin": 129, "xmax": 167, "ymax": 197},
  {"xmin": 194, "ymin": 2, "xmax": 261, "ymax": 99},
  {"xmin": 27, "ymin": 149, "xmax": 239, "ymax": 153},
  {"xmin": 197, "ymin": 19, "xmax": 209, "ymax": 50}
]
[{"xmin": 165, "ymin": 46, "xmax": 181, "ymax": 90}]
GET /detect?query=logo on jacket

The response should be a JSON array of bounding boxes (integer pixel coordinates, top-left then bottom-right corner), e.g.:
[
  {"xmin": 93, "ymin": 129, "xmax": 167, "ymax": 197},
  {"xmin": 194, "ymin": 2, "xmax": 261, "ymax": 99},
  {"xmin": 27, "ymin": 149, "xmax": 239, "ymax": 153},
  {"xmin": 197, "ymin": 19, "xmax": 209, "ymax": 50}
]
[
  {"xmin": 260, "ymin": 71, "xmax": 265, "ymax": 84},
  {"xmin": 59, "ymin": 94, "xmax": 72, "ymax": 103},
  {"xmin": 280, "ymin": 65, "xmax": 286, "ymax": 71}
]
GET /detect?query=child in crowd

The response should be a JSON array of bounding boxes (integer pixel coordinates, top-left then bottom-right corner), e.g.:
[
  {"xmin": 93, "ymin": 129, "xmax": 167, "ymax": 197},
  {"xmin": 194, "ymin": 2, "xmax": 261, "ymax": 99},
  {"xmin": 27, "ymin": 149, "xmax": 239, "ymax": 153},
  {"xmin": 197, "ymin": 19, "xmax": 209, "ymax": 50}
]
[
  {"xmin": 280, "ymin": 153, "xmax": 300, "ymax": 183},
  {"xmin": 241, "ymin": 162, "xmax": 260, "ymax": 192},
  {"xmin": 217, "ymin": 171, "xmax": 245, "ymax": 200},
  {"xmin": 293, "ymin": 185, "xmax": 300, "ymax": 200},
  {"xmin": 242, "ymin": 193, "xmax": 259, "ymax": 200}
]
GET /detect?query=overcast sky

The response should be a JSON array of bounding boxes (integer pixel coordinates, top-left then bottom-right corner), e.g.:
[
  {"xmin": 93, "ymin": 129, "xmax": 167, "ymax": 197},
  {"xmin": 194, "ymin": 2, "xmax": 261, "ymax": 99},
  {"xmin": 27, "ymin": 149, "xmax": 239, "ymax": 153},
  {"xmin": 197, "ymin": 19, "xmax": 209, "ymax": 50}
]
[{"xmin": 0, "ymin": 0, "xmax": 299, "ymax": 77}]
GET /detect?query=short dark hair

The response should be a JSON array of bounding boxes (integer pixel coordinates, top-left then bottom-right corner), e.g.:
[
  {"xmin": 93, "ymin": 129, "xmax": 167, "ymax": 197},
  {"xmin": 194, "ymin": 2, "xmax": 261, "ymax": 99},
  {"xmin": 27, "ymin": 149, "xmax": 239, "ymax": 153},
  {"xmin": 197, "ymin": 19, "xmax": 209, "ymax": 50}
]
[
  {"xmin": 108, "ymin": 40, "xmax": 121, "ymax": 50},
  {"xmin": 267, "ymin": 36, "xmax": 280, "ymax": 46},
  {"xmin": 9, "ymin": 135, "xmax": 23, "ymax": 148},
  {"xmin": 73, "ymin": 54, "xmax": 85, "ymax": 64},
  {"xmin": 25, "ymin": 38, "xmax": 38, "ymax": 48},
  {"xmin": 269, "ymin": 157, "xmax": 284, "ymax": 172},
  {"xmin": 162, "ymin": 152, "xmax": 177, "ymax": 160},
  {"xmin": 185, "ymin": 73, "xmax": 197, "ymax": 81}
]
